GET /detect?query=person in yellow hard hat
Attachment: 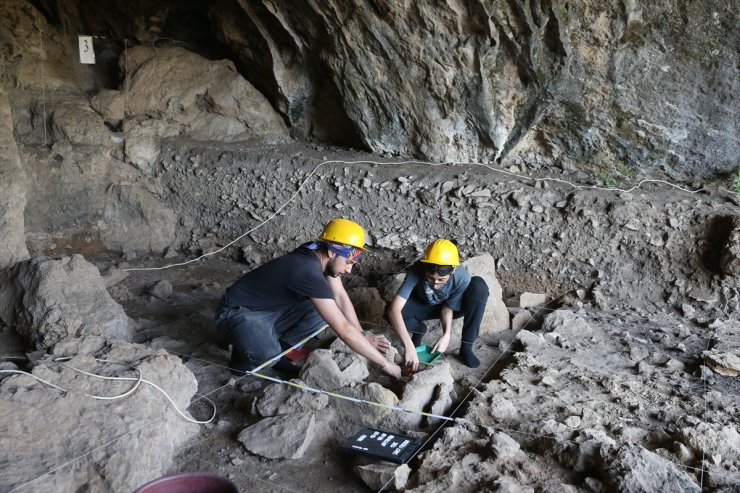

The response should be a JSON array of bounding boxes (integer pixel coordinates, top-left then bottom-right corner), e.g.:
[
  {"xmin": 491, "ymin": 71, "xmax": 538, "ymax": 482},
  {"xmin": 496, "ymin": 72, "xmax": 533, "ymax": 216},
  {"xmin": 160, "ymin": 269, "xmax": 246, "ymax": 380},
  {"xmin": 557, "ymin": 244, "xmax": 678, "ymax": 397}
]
[
  {"xmin": 386, "ymin": 239, "xmax": 489, "ymax": 370},
  {"xmin": 215, "ymin": 218, "xmax": 401, "ymax": 379}
]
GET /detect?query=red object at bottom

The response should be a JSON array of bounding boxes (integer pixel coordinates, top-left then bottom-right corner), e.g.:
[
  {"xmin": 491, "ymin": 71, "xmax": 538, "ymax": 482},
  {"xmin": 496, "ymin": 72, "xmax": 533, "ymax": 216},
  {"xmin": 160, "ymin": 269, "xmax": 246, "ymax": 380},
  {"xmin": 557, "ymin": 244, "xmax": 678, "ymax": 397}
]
[{"xmin": 285, "ymin": 348, "xmax": 312, "ymax": 362}]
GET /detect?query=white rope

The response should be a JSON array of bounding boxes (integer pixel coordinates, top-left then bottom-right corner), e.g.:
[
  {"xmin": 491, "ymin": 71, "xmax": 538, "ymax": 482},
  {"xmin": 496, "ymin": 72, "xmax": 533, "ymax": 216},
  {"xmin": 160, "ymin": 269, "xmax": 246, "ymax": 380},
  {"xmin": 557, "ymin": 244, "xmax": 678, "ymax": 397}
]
[
  {"xmin": 2, "ymin": 356, "xmax": 216, "ymax": 493},
  {"xmin": 0, "ymin": 358, "xmax": 215, "ymax": 424}
]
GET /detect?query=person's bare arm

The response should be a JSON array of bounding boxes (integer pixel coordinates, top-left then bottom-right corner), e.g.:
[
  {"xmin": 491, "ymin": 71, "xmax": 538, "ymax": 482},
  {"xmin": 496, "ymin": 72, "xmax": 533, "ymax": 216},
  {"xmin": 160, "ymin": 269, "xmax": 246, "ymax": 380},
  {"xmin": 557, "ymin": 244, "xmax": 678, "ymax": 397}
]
[
  {"xmin": 312, "ymin": 296, "xmax": 401, "ymax": 379},
  {"xmin": 432, "ymin": 305, "xmax": 453, "ymax": 353},
  {"xmin": 328, "ymin": 275, "xmax": 362, "ymax": 327},
  {"xmin": 327, "ymin": 275, "xmax": 390, "ymax": 354},
  {"xmin": 387, "ymin": 295, "xmax": 420, "ymax": 371}
]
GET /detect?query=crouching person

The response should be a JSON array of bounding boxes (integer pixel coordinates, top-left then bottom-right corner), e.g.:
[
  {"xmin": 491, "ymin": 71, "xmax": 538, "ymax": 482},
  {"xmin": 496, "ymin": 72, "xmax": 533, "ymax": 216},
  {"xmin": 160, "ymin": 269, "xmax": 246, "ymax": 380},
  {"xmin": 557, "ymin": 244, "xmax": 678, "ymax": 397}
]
[
  {"xmin": 215, "ymin": 218, "xmax": 401, "ymax": 379},
  {"xmin": 386, "ymin": 239, "xmax": 489, "ymax": 370}
]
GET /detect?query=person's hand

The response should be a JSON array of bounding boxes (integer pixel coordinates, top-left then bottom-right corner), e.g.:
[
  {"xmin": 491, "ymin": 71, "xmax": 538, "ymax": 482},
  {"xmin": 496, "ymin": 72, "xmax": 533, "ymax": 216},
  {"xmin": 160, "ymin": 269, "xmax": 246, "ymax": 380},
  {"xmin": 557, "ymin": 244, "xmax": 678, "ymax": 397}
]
[
  {"xmin": 364, "ymin": 332, "xmax": 391, "ymax": 354},
  {"xmin": 382, "ymin": 361, "xmax": 402, "ymax": 379},
  {"xmin": 432, "ymin": 332, "xmax": 450, "ymax": 353},
  {"xmin": 404, "ymin": 350, "xmax": 420, "ymax": 373}
]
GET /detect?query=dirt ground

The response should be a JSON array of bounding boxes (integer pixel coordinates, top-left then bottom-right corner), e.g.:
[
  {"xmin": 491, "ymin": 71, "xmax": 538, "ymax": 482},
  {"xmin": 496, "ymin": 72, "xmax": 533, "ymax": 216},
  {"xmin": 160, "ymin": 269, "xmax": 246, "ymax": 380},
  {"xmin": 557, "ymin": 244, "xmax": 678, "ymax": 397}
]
[
  {"xmin": 81, "ymin": 142, "xmax": 739, "ymax": 492},
  {"xmin": 102, "ymin": 257, "xmax": 512, "ymax": 492}
]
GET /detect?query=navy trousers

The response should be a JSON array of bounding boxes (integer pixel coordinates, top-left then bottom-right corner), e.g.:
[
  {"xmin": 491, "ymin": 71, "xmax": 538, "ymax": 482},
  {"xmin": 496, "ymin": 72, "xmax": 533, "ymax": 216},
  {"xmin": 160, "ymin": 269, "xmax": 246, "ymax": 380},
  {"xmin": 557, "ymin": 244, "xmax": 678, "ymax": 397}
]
[{"xmin": 399, "ymin": 276, "xmax": 489, "ymax": 345}]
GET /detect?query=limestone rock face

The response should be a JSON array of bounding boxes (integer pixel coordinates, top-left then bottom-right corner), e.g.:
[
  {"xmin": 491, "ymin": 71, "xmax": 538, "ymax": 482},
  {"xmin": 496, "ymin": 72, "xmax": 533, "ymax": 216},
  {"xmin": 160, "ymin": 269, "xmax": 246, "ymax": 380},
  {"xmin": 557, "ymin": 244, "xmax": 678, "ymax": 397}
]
[
  {"xmin": 0, "ymin": 255, "xmax": 132, "ymax": 350},
  {"xmin": 20, "ymin": 138, "xmax": 175, "ymax": 256},
  {"xmin": 0, "ymin": 88, "xmax": 29, "ymax": 268},
  {"xmin": 99, "ymin": 182, "xmax": 177, "ymax": 253},
  {"xmin": 223, "ymin": 0, "xmax": 737, "ymax": 178},
  {"xmin": 0, "ymin": 2, "xmax": 84, "ymax": 92},
  {"xmin": 463, "ymin": 253, "xmax": 510, "ymax": 333}
]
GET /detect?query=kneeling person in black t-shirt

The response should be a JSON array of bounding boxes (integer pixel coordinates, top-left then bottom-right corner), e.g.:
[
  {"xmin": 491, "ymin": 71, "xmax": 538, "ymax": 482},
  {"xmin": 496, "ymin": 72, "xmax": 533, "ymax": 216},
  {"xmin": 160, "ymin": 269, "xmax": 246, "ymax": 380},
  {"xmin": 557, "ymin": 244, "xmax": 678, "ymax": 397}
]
[{"xmin": 215, "ymin": 218, "xmax": 402, "ymax": 379}]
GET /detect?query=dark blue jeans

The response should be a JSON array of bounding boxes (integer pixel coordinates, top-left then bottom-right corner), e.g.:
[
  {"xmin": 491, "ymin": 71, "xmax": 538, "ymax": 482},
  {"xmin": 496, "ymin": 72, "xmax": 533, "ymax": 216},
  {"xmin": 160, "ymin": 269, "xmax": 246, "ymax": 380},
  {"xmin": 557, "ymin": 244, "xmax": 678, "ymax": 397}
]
[
  {"xmin": 398, "ymin": 276, "xmax": 489, "ymax": 345},
  {"xmin": 214, "ymin": 296, "xmax": 325, "ymax": 372}
]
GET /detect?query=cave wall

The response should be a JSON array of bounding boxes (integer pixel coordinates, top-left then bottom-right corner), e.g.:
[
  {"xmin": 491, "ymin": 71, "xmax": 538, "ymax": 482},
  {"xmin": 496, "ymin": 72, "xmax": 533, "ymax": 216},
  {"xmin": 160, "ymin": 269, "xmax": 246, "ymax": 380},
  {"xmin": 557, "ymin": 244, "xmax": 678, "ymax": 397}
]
[
  {"xmin": 224, "ymin": 0, "xmax": 738, "ymax": 178},
  {"xmin": 4, "ymin": 0, "xmax": 738, "ymax": 178},
  {"xmin": 0, "ymin": 0, "xmax": 738, "ymax": 266},
  {"xmin": 0, "ymin": 87, "xmax": 30, "ymax": 267}
]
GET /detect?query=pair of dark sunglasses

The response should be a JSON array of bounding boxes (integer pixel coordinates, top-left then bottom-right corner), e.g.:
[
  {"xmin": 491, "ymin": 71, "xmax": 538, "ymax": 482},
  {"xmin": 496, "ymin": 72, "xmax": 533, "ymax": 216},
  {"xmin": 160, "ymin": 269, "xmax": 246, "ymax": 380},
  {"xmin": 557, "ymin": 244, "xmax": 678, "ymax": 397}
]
[{"xmin": 425, "ymin": 264, "xmax": 454, "ymax": 276}]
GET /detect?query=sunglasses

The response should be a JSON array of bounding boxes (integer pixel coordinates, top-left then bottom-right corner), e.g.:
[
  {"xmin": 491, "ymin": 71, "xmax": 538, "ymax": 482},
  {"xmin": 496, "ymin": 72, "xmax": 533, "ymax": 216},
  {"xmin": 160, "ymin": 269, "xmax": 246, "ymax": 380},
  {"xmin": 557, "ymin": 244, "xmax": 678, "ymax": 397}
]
[{"xmin": 425, "ymin": 264, "xmax": 454, "ymax": 276}]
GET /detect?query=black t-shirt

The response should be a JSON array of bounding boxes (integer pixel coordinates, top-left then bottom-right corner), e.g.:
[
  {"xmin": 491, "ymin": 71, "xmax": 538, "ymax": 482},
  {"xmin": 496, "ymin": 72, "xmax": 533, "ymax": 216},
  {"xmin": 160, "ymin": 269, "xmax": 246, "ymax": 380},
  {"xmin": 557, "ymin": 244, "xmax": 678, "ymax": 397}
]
[{"xmin": 223, "ymin": 245, "xmax": 335, "ymax": 312}]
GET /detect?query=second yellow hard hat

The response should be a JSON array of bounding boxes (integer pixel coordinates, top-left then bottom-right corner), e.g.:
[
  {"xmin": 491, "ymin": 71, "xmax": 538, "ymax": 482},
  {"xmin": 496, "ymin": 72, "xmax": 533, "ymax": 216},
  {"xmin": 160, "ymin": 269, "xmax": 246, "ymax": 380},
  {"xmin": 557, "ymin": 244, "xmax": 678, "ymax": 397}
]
[{"xmin": 421, "ymin": 239, "xmax": 459, "ymax": 265}]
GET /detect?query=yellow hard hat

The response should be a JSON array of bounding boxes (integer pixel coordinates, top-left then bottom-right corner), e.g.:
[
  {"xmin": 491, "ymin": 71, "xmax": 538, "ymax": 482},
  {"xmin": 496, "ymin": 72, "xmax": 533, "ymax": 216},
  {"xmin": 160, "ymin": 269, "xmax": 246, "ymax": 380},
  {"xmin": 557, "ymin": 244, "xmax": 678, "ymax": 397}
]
[
  {"xmin": 319, "ymin": 218, "xmax": 366, "ymax": 250},
  {"xmin": 421, "ymin": 239, "xmax": 459, "ymax": 266}
]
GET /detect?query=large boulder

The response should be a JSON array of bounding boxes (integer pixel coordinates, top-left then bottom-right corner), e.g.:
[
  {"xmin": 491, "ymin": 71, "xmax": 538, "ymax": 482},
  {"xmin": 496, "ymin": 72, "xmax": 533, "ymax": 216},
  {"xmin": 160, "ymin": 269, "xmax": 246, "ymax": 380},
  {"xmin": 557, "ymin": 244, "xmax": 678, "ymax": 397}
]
[
  {"xmin": 300, "ymin": 343, "xmax": 369, "ymax": 390},
  {"xmin": 462, "ymin": 253, "xmax": 510, "ymax": 334},
  {"xmin": 0, "ymin": 255, "xmax": 132, "ymax": 350},
  {"xmin": 0, "ymin": 337, "xmax": 200, "ymax": 492},
  {"xmin": 255, "ymin": 381, "xmax": 329, "ymax": 416},
  {"xmin": 115, "ymin": 46, "xmax": 291, "ymax": 173},
  {"xmin": 598, "ymin": 443, "xmax": 700, "ymax": 493},
  {"xmin": 124, "ymin": 46, "xmax": 290, "ymax": 144},
  {"xmin": 385, "ymin": 362, "xmax": 455, "ymax": 430},
  {"xmin": 49, "ymin": 98, "xmax": 111, "ymax": 146},
  {"xmin": 332, "ymin": 382, "xmax": 399, "ymax": 428},
  {"xmin": 238, "ymin": 412, "xmax": 317, "ymax": 459},
  {"xmin": 542, "ymin": 310, "xmax": 594, "ymax": 340}
]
